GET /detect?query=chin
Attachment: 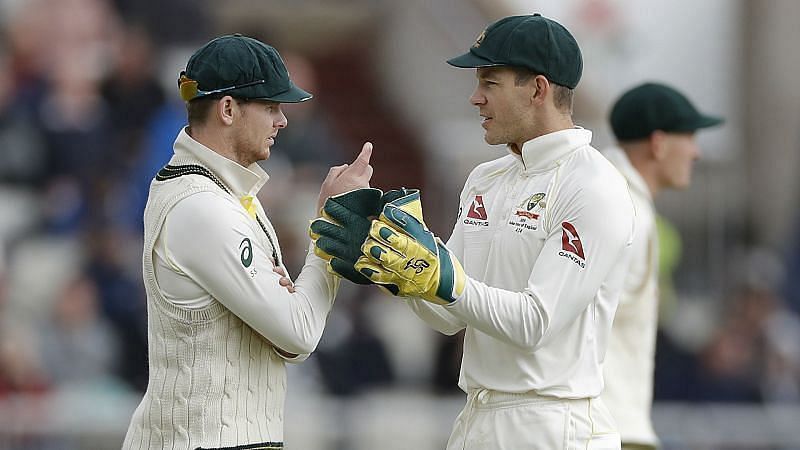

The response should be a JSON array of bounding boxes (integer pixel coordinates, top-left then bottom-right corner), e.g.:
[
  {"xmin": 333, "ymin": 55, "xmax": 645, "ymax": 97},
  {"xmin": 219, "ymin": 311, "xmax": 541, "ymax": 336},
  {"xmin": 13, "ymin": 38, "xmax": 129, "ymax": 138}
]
[
  {"xmin": 673, "ymin": 179, "xmax": 691, "ymax": 190},
  {"xmin": 484, "ymin": 134, "xmax": 502, "ymax": 145}
]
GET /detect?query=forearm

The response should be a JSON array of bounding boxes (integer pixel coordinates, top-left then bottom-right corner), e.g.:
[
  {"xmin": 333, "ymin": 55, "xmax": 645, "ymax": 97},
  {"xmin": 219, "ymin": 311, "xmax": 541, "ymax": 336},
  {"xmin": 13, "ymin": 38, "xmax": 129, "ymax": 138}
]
[
  {"xmin": 405, "ymin": 298, "xmax": 466, "ymax": 335},
  {"xmin": 269, "ymin": 245, "xmax": 340, "ymax": 354},
  {"xmin": 444, "ymin": 277, "xmax": 549, "ymax": 350}
]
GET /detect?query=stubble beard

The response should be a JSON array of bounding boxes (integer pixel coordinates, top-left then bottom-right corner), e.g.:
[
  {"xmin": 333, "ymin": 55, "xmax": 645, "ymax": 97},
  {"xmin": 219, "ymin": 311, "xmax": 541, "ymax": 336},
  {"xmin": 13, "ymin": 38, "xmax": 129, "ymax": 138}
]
[{"xmin": 232, "ymin": 134, "xmax": 265, "ymax": 168}]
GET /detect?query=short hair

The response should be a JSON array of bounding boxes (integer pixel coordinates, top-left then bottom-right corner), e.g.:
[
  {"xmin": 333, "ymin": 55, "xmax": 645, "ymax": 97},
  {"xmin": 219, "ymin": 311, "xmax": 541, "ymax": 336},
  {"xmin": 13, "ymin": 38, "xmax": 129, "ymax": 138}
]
[
  {"xmin": 186, "ymin": 96, "xmax": 249, "ymax": 128},
  {"xmin": 186, "ymin": 96, "xmax": 218, "ymax": 127},
  {"xmin": 512, "ymin": 67, "xmax": 574, "ymax": 114}
]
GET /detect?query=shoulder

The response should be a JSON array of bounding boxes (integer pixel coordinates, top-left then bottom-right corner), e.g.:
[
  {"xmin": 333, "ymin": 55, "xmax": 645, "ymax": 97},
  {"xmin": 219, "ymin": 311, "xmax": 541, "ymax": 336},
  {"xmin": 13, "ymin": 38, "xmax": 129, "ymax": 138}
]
[
  {"xmin": 166, "ymin": 191, "xmax": 248, "ymax": 235},
  {"xmin": 464, "ymin": 154, "xmax": 516, "ymax": 188},
  {"xmin": 563, "ymin": 146, "xmax": 629, "ymax": 197},
  {"xmin": 552, "ymin": 146, "xmax": 634, "ymax": 223}
]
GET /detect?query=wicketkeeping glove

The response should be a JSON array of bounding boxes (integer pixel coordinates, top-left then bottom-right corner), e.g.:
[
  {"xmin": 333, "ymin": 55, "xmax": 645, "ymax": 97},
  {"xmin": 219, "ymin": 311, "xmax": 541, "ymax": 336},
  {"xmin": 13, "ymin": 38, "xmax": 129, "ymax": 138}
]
[
  {"xmin": 309, "ymin": 188, "xmax": 415, "ymax": 291},
  {"xmin": 310, "ymin": 188, "xmax": 382, "ymax": 285},
  {"xmin": 354, "ymin": 191, "xmax": 466, "ymax": 305}
]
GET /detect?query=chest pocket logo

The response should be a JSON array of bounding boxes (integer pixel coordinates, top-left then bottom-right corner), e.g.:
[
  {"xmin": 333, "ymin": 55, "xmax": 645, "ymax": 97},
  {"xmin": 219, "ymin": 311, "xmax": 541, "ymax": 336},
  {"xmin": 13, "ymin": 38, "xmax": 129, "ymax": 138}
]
[{"xmin": 240, "ymin": 238, "xmax": 253, "ymax": 268}]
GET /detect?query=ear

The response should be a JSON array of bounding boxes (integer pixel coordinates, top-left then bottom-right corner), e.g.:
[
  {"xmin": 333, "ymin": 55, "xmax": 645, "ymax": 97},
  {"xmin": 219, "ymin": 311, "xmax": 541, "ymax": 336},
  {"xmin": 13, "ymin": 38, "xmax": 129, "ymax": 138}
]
[
  {"xmin": 650, "ymin": 130, "xmax": 667, "ymax": 161},
  {"xmin": 217, "ymin": 96, "xmax": 237, "ymax": 126},
  {"xmin": 531, "ymin": 75, "xmax": 550, "ymax": 105}
]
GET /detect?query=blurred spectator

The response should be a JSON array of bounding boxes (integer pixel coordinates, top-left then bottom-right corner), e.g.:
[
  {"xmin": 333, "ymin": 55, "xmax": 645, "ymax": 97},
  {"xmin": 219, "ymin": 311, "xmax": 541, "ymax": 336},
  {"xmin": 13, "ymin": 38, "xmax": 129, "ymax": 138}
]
[
  {"xmin": 314, "ymin": 293, "xmax": 394, "ymax": 396},
  {"xmin": 431, "ymin": 331, "xmax": 463, "ymax": 395},
  {"xmin": 110, "ymin": 0, "xmax": 211, "ymax": 44},
  {"xmin": 691, "ymin": 288, "xmax": 764, "ymax": 402},
  {"xmin": 0, "ymin": 327, "xmax": 49, "ymax": 397},
  {"xmin": 38, "ymin": 275, "xmax": 120, "ymax": 387},
  {"xmin": 33, "ymin": 0, "xmax": 119, "ymax": 233},
  {"xmin": 270, "ymin": 52, "xmax": 347, "ymax": 177},
  {"xmin": 85, "ymin": 227, "xmax": 148, "ymax": 391},
  {"xmin": 0, "ymin": 45, "xmax": 47, "ymax": 187},
  {"xmin": 100, "ymin": 23, "xmax": 166, "ymax": 164},
  {"xmin": 762, "ymin": 312, "xmax": 800, "ymax": 402},
  {"xmin": 654, "ymin": 240, "xmax": 800, "ymax": 404},
  {"xmin": 117, "ymin": 100, "xmax": 186, "ymax": 234}
]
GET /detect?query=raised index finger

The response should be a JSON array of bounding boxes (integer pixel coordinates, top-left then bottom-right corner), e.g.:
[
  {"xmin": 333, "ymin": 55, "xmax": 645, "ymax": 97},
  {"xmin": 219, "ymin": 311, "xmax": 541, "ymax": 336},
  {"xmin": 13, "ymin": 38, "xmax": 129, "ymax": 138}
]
[{"xmin": 351, "ymin": 142, "xmax": 373, "ymax": 168}]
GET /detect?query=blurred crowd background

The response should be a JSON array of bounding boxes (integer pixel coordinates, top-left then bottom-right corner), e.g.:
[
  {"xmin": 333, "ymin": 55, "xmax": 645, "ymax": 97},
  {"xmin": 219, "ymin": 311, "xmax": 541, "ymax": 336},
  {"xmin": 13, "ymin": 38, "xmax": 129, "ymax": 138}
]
[{"xmin": 0, "ymin": 0, "xmax": 799, "ymax": 448}]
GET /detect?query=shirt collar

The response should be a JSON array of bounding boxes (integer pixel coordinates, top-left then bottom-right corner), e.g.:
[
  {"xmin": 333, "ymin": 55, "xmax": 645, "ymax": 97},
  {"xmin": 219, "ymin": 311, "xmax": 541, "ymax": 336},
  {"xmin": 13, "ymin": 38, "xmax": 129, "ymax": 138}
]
[
  {"xmin": 173, "ymin": 127, "xmax": 269, "ymax": 197},
  {"xmin": 603, "ymin": 146, "xmax": 652, "ymax": 202},
  {"xmin": 511, "ymin": 127, "xmax": 593, "ymax": 172}
]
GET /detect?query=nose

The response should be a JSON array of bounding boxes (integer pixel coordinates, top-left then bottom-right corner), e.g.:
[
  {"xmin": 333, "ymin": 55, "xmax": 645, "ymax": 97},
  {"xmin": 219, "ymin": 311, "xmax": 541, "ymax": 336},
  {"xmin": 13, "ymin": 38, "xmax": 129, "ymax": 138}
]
[
  {"xmin": 275, "ymin": 109, "xmax": 288, "ymax": 129},
  {"xmin": 691, "ymin": 139, "xmax": 700, "ymax": 160},
  {"xmin": 470, "ymin": 87, "xmax": 486, "ymax": 106}
]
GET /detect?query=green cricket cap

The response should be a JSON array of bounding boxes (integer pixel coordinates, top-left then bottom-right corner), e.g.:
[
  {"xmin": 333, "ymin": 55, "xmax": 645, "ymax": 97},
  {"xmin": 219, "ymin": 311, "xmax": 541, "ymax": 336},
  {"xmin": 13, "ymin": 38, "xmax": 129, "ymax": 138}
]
[
  {"xmin": 178, "ymin": 34, "xmax": 312, "ymax": 103},
  {"xmin": 447, "ymin": 14, "xmax": 583, "ymax": 89},
  {"xmin": 610, "ymin": 82, "xmax": 724, "ymax": 141}
]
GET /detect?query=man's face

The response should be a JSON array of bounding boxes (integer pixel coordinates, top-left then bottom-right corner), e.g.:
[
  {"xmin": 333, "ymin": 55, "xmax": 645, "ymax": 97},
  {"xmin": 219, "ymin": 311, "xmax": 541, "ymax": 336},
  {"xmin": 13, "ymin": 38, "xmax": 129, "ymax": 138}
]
[
  {"xmin": 659, "ymin": 132, "xmax": 700, "ymax": 189},
  {"xmin": 233, "ymin": 100, "xmax": 287, "ymax": 166},
  {"xmin": 469, "ymin": 67, "xmax": 534, "ymax": 146}
]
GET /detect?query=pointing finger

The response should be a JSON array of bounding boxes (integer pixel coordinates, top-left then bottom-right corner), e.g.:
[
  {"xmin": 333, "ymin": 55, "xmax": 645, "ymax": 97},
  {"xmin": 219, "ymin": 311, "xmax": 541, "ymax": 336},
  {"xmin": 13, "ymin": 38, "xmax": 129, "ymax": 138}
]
[{"xmin": 352, "ymin": 142, "xmax": 373, "ymax": 167}]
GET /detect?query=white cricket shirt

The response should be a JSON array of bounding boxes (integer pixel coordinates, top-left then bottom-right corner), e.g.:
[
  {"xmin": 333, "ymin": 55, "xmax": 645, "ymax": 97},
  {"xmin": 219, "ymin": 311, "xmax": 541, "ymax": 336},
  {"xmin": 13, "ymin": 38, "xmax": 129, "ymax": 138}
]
[
  {"xmin": 408, "ymin": 128, "xmax": 635, "ymax": 398},
  {"xmin": 601, "ymin": 146, "xmax": 660, "ymax": 446}
]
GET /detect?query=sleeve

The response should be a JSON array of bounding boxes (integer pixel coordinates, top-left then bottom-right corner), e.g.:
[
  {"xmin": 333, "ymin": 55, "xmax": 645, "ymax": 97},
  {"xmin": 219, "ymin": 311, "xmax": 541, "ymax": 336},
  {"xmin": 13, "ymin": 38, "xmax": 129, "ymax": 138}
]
[
  {"xmin": 273, "ymin": 346, "xmax": 309, "ymax": 364},
  {"xmin": 443, "ymin": 178, "xmax": 635, "ymax": 350},
  {"xmin": 404, "ymin": 184, "xmax": 470, "ymax": 335},
  {"xmin": 163, "ymin": 192, "xmax": 339, "ymax": 356},
  {"xmin": 617, "ymin": 197, "xmax": 655, "ymax": 307}
]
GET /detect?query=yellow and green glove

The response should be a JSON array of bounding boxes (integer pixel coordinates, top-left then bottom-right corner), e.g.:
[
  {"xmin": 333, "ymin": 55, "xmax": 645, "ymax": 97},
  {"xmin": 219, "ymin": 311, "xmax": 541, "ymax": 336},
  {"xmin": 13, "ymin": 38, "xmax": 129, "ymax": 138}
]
[{"xmin": 355, "ymin": 191, "xmax": 466, "ymax": 305}]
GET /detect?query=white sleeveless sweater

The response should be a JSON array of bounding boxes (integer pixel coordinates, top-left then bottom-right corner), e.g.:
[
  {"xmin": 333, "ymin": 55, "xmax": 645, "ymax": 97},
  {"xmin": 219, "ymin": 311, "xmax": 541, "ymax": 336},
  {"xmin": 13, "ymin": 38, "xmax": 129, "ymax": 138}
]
[{"xmin": 123, "ymin": 155, "xmax": 286, "ymax": 450}]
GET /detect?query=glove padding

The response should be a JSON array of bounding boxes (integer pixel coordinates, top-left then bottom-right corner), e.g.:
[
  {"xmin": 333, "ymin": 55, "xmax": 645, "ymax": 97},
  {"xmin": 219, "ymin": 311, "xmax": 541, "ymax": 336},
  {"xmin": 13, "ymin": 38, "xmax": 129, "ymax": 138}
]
[
  {"xmin": 354, "ymin": 191, "xmax": 466, "ymax": 305},
  {"xmin": 310, "ymin": 188, "xmax": 414, "ymax": 291},
  {"xmin": 310, "ymin": 188, "xmax": 382, "ymax": 285}
]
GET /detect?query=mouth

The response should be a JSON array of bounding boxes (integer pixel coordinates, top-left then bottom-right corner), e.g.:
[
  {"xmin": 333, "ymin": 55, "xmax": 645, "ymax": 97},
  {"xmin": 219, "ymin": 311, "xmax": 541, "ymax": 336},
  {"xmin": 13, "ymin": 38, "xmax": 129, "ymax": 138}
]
[
  {"xmin": 266, "ymin": 134, "xmax": 277, "ymax": 145},
  {"xmin": 480, "ymin": 115, "xmax": 492, "ymax": 128}
]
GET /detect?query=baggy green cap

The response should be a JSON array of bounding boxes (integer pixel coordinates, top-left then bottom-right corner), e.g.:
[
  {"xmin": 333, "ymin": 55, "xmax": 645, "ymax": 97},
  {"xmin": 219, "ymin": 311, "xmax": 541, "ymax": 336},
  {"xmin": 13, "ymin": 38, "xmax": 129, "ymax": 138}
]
[
  {"xmin": 447, "ymin": 14, "xmax": 583, "ymax": 89},
  {"xmin": 178, "ymin": 34, "xmax": 312, "ymax": 103},
  {"xmin": 610, "ymin": 82, "xmax": 724, "ymax": 141}
]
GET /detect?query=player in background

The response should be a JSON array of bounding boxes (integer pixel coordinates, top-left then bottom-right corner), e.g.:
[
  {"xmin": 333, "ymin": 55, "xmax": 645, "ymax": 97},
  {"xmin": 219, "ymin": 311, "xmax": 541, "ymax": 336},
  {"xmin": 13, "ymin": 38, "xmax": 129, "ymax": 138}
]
[{"xmin": 601, "ymin": 82, "xmax": 723, "ymax": 449}]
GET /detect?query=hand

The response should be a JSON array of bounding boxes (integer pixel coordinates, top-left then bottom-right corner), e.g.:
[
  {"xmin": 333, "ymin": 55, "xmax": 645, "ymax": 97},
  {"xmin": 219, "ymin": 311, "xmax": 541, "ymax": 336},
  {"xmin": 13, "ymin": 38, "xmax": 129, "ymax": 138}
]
[
  {"xmin": 354, "ymin": 191, "xmax": 466, "ymax": 304},
  {"xmin": 273, "ymin": 266, "xmax": 295, "ymax": 293},
  {"xmin": 317, "ymin": 142, "xmax": 374, "ymax": 211}
]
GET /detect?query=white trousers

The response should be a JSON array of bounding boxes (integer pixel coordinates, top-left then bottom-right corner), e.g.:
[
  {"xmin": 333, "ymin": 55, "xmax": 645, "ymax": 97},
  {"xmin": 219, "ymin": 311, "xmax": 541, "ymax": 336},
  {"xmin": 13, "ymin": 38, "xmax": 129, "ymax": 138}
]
[{"xmin": 446, "ymin": 389, "xmax": 621, "ymax": 450}]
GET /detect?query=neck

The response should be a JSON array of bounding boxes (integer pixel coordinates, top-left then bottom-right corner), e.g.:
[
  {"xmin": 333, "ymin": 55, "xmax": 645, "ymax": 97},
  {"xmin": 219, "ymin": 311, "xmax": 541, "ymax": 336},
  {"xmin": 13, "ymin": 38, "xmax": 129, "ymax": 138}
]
[
  {"xmin": 621, "ymin": 142, "xmax": 662, "ymax": 198},
  {"xmin": 510, "ymin": 114, "xmax": 575, "ymax": 154},
  {"xmin": 188, "ymin": 125, "xmax": 248, "ymax": 167}
]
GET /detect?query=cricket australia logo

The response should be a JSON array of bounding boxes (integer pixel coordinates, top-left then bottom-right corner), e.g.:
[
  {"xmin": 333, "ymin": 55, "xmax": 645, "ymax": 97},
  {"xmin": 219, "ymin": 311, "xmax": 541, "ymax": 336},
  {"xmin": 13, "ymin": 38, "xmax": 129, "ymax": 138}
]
[
  {"xmin": 240, "ymin": 238, "xmax": 253, "ymax": 268},
  {"xmin": 508, "ymin": 192, "xmax": 545, "ymax": 232},
  {"xmin": 473, "ymin": 29, "xmax": 487, "ymax": 48},
  {"xmin": 523, "ymin": 193, "xmax": 546, "ymax": 211},
  {"xmin": 405, "ymin": 258, "xmax": 430, "ymax": 274}
]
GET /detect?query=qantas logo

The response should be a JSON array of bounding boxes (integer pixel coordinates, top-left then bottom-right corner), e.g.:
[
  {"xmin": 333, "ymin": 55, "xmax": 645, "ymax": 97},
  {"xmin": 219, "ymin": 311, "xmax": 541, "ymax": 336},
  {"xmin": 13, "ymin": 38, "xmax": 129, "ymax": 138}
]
[
  {"xmin": 561, "ymin": 222, "xmax": 585, "ymax": 258},
  {"xmin": 559, "ymin": 222, "xmax": 585, "ymax": 268},
  {"xmin": 467, "ymin": 195, "xmax": 488, "ymax": 220}
]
